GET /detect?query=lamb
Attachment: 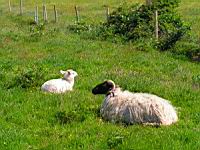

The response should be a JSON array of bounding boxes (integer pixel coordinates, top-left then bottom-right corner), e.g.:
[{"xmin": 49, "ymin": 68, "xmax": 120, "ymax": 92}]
[
  {"xmin": 92, "ymin": 80, "xmax": 178, "ymax": 126},
  {"xmin": 41, "ymin": 69, "xmax": 78, "ymax": 93}
]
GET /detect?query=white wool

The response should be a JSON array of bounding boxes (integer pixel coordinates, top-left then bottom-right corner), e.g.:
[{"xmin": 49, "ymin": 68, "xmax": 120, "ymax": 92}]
[
  {"xmin": 41, "ymin": 79, "xmax": 73, "ymax": 93},
  {"xmin": 100, "ymin": 88, "xmax": 178, "ymax": 126},
  {"xmin": 41, "ymin": 69, "xmax": 77, "ymax": 94}
]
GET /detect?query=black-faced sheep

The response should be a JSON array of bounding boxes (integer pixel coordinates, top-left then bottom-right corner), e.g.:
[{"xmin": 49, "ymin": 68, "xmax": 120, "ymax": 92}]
[{"xmin": 92, "ymin": 80, "xmax": 178, "ymax": 126}]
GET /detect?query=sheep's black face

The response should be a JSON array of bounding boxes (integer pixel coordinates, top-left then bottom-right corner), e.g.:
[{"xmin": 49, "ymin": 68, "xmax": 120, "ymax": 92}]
[{"xmin": 92, "ymin": 81, "xmax": 115, "ymax": 95}]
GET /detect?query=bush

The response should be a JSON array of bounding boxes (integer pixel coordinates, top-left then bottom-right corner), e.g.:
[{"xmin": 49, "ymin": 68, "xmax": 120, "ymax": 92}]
[
  {"xmin": 100, "ymin": 0, "xmax": 191, "ymax": 51},
  {"xmin": 68, "ymin": 22, "xmax": 93, "ymax": 33},
  {"xmin": 29, "ymin": 23, "xmax": 46, "ymax": 42},
  {"xmin": 6, "ymin": 66, "xmax": 47, "ymax": 89},
  {"xmin": 67, "ymin": 1, "xmax": 200, "ymax": 60},
  {"xmin": 171, "ymin": 40, "xmax": 200, "ymax": 58}
]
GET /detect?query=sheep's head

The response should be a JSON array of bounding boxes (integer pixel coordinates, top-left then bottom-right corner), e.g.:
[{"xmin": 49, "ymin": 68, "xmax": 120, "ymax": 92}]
[
  {"xmin": 60, "ymin": 69, "xmax": 78, "ymax": 81},
  {"xmin": 92, "ymin": 80, "xmax": 115, "ymax": 95}
]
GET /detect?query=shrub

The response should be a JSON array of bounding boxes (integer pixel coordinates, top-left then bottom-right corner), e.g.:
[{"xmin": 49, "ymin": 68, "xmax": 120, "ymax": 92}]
[
  {"xmin": 100, "ymin": 0, "xmax": 191, "ymax": 51},
  {"xmin": 68, "ymin": 22, "xmax": 93, "ymax": 33},
  {"xmin": 67, "ymin": 1, "xmax": 200, "ymax": 60},
  {"xmin": 6, "ymin": 66, "xmax": 46, "ymax": 89},
  {"xmin": 171, "ymin": 40, "xmax": 200, "ymax": 59},
  {"xmin": 29, "ymin": 23, "xmax": 46, "ymax": 42}
]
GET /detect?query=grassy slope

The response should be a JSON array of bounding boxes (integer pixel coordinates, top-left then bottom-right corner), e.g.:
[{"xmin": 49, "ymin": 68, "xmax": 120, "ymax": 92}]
[
  {"xmin": 0, "ymin": 0, "xmax": 200, "ymax": 149},
  {"xmin": 179, "ymin": 0, "xmax": 200, "ymax": 36}
]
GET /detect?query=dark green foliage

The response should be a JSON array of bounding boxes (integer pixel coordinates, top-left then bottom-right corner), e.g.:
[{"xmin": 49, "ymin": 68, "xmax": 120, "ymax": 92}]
[
  {"xmin": 29, "ymin": 23, "xmax": 46, "ymax": 41},
  {"xmin": 54, "ymin": 101, "xmax": 99, "ymax": 125},
  {"xmin": 65, "ymin": 0, "xmax": 200, "ymax": 60},
  {"xmin": 6, "ymin": 67, "xmax": 46, "ymax": 89},
  {"xmin": 154, "ymin": 0, "xmax": 180, "ymax": 11},
  {"xmin": 105, "ymin": 4, "xmax": 154, "ymax": 40},
  {"xmin": 192, "ymin": 74, "xmax": 200, "ymax": 84},
  {"xmin": 68, "ymin": 22, "xmax": 93, "ymax": 34},
  {"xmin": 171, "ymin": 39, "xmax": 200, "ymax": 60},
  {"xmin": 100, "ymin": 0, "xmax": 191, "ymax": 51},
  {"xmin": 157, "ymin": 11, "xmax": 190, "ymax": 50},
  {"xmin": 55, "ymin": 111, "xmax": 86, "ymax": 125}
]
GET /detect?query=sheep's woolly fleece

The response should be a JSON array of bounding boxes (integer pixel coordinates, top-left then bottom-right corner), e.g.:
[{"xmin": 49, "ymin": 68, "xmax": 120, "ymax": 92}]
[
  {"xmin": 41, "ymin": 69, "xmax": 78, "ymax": 94},
  {"xmin": 92, "ymin": 80, "xmax": 178, "ymax": 126}
]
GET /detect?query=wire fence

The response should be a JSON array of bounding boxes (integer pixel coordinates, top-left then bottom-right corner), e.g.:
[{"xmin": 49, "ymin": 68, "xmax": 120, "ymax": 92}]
[
  {"xmin": 0, "ymin": 0, "xmax": 117, "ymax": 25},
  {"xmin": 0, "ymin": 0, "xmax": 159, "ymax": 39}
]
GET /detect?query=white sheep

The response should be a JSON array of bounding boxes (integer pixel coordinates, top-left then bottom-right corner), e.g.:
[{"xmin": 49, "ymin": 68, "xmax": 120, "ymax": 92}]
[
  {"xmin": 41, "ymin": 69, "xmax": 78, "ymax": 93},
  {"xmin": 92, "ymin": 80, "xmax": 178, "ymax": 126}
]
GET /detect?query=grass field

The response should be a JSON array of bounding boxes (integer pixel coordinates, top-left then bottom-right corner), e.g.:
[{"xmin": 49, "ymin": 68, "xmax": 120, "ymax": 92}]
[{"xmin": 0, "ymin": 0, "xmax": 200, "ymax": 149}]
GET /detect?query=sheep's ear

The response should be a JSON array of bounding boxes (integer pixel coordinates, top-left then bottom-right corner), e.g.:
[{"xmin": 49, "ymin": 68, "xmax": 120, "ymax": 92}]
[
  {"xmin": 106, "ymin": 80, "xmax": 115, "ymax": 90},
  {"xmin": 67, "ymin": 71, "xmax": 71, "ymax": 75},
  {"xmin": 60, "ymin": 70, "xmax": 66, "ymax": 74}
]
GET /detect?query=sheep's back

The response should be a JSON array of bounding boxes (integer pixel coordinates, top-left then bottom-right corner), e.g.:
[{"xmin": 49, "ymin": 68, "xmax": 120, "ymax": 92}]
[
  {"xmin": 41, "ymin": 79, "xmax": 72, "ymax": 93},
  {"xmin": 100, "ymin": 92, "xmax": 178, "ymax": 125}
]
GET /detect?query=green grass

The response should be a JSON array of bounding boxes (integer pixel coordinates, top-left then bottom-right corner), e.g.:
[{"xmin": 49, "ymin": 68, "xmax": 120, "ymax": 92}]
[
  {"xmin": 0, "ymin": 0, "xmax": 200, "ymax": 149},
  {"xmin": 179, "ymin": 0, "xmax": 200, "ymax": 36}
]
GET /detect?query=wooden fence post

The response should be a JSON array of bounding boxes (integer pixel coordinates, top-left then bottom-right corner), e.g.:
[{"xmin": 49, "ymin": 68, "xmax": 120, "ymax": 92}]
[
  {"xmin": 75, "ymin": 5, "xmax": 80, "ymax": 23},
  {"xmin": 54, "ymin": 5, "xmax": 58, "ymax": 23},
  {"xmin": 43, "ymin": 4, "xmax": 48, "ymax": 22},
  {"xmin": 106, "ymin": 6, "xmax": 110, "ymax": 21},
  {"xmin": 8, "ymin": 0, "xmax": 12, "ymax": 12},
  {"xmin": 34, "ymin": 5, "xmax": 39, "ymax": 24},
  {"xmin": 154, "ymin": 10, "xmax": 159, "ymax": 40},
  {"xmin": 19, "ymin": 0, "xmax": 23, "ymax": 15}
]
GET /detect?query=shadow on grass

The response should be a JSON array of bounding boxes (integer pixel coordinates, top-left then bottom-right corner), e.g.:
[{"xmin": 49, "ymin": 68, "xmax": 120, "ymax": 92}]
[
  {"xmin": 54, "ymin": 102, "xmax": 103, "ymax": 124},
  {"xmin": 55, "ymin": 111, "xmax": 86, "ymax": 125}
]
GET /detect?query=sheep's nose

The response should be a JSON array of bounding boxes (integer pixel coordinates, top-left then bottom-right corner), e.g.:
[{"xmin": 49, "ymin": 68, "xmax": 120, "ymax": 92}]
[{"xmin": 92, "ymin": 88, "xmax": 97, "ymax": 95}]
